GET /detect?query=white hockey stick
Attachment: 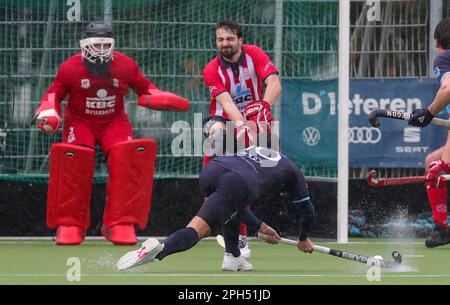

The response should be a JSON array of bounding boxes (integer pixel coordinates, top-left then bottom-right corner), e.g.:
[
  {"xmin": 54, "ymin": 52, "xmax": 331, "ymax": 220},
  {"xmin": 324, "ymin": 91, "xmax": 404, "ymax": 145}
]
[{"xmin": 257, "ymin": 233, "xmax": 402, "ymax": 269}]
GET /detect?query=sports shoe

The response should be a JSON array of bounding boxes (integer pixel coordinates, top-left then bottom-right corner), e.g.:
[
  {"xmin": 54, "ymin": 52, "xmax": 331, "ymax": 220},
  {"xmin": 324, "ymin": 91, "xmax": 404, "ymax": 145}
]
[
  {"xmin": 116, "ymin": 238, "xmax": 164, "ymax": 270},
  {"xmin": 221, "ymin": 253, "xmax": 253, "ymax": 271},
  {"xmin": 238, "ymin": 235, "xmax": 251, "ymax": 259},
  {"xmin": 102, "ymin": 224, "xmax": 138, "ymax": 246},
  {"xmin": 56, "ymin": 225, "xmax": 85, "ymax": 245},
  {"xmin": 425, "ymin": 226, "xmax": 450, "ymax": 248},
  {"xmin": 216, "ymin": 234, "xmax": 226, "ymax": 248}
]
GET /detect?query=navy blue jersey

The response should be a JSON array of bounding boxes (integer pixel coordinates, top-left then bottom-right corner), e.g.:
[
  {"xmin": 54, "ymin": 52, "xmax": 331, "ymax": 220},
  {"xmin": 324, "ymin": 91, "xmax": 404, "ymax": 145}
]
[
  {"xmin": 211, "ymin": 146, "xmax": 309, "ymax": 204},
  {"xmin": 434, "ymin": 50, "xmax": 450, "ymax": 83}
]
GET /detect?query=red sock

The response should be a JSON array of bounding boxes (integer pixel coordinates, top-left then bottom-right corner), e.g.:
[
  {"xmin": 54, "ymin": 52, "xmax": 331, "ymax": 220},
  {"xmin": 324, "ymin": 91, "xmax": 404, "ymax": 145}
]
[
  {"xmin": 239, "ymin": 223, "xmax": 247, "ymax": 236},
  {"xmin": 426, "ymin": 177, "xmax": 448, "ymax": 228}
]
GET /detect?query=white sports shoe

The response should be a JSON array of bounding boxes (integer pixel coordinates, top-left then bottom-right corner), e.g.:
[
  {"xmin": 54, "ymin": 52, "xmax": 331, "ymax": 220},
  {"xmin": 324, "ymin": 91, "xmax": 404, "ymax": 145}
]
[
  {"xmin": 221, "ymin": 253, "xmax": 253, "ymax": 271},
  {"xmin": 116, "ymin": 238, "xmax": 164, "ymax": 270},
  {"xmin": 216, "ymin": 234, "xmax": 225, "ymax": 248},
  {"xmin": 239, "ymin": 235, "xmax": 251, "ymax": 259}
]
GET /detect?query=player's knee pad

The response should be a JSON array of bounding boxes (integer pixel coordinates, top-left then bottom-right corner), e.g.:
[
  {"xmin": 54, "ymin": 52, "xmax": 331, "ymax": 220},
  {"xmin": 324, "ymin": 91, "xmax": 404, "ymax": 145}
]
[
  {"xmin": 46, "ymin": 143, "xmax": 95, "ymax": 229},
  {"xmin": 103, "ymin": 139, "xmax": 157, "ymax": 230}
]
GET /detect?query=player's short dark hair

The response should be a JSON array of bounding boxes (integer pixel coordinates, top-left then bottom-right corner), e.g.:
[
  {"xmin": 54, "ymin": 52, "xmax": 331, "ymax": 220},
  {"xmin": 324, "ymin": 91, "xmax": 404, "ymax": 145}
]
[
  {"xmin": 214, "ymin": 20, "xmax": 243, "ymax": 38},
  {"xmin": 435, "ymin": 17, "xmax": 450, "ymax": 50}
]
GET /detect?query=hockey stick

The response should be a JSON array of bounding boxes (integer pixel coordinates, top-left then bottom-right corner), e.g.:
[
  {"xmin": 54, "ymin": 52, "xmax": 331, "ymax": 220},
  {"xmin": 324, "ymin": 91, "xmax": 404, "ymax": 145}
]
[
  {"xmin": 367, "ymin": 170, "xmax": 425, "ymax": 187},
  {"xmin": 30, "ymin": 113, "xmax": 45, "ymax": 125},
  {"xmin": 257, "ymin": 233, "xmax": 402, "ymax": 269},
  {"xmin": 368, "ymin": 109, "xmax": 450, "ymax": 128},
  {"xmin": 367, "ymin": 170, "xmax": 450, "ymax": 187}
]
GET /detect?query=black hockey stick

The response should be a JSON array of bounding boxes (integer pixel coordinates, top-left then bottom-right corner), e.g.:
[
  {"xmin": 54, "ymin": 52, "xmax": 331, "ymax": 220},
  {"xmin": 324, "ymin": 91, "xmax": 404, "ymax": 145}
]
[
  {"xmin": 368, "ymin": 109, "xmax": 450, "ymax": 128},
  {"xmin": 30, "ymin": 113, "xmax": 45, "ymax": 125}
]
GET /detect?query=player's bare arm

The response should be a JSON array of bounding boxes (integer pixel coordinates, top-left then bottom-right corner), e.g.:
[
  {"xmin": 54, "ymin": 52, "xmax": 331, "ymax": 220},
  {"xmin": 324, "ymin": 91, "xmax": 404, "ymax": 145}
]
[
  {"xmin": 409, "ymin": 76, "xmax": 450, "ymax": 127},
  {"xmin": 215, "ymin": 92, "xmax": 246, "ymax": 126},
  {"xmin": 215, "ymin": 92, "xmax": 257, "ymax": 144},
  {"xmin": 428, "ymin": 75, "xmax": 450, "ymax": 115},
  {"xmin": 262, "ymin": 74, "xmax": 282, "ymax": 106}
]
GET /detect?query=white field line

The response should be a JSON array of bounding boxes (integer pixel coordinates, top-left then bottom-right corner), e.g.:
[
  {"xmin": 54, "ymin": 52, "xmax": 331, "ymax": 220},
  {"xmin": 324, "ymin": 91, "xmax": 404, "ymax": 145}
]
[
  {"xmin": 0, "ymin": 237, "xmax": 425, "ymax": 245},
  {"xmin": 0, "ymin": 273, "xmax": 450, "ymax": 278}
]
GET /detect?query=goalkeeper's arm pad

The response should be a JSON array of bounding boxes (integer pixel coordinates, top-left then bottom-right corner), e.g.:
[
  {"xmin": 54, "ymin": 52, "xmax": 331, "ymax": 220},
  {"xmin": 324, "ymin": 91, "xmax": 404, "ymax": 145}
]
[{"xmin": 138, "ymin": 89, "xmax": 190, "ymax": 112}]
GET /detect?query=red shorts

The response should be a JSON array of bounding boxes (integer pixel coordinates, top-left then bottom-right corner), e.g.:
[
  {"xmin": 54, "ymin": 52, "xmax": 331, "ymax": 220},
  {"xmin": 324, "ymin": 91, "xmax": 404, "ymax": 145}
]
[{"xmin": 62, "ymin": 114, "xmax": 134, "ymax": 155}]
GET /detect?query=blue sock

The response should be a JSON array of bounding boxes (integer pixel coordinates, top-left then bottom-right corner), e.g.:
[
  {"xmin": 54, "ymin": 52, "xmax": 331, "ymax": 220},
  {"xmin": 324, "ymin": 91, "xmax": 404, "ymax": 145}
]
[
  {"xmin": 223, "ymin": 221, "xmax": 240, "ymax": 257},
  {"xmin": 156, "ymin": 227, "xmax": 199, "ymax": 260}
]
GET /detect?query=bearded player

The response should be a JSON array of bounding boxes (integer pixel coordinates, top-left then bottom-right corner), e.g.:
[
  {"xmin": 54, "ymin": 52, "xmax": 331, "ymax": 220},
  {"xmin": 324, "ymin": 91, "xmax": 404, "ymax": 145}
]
[
  {"xmin": 202, "ymin": 20, "xmax": 282, "ymax": 258},
  {"xmin": 33, "ymin": 22, "xmax": 189, "ymax": 246}
]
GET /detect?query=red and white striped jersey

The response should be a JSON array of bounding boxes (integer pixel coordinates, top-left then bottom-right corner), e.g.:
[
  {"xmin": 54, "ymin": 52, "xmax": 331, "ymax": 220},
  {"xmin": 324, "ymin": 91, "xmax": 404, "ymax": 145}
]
[{"xmin": 203, "ymin": 44, "xmax": 278, "ymax": 119}]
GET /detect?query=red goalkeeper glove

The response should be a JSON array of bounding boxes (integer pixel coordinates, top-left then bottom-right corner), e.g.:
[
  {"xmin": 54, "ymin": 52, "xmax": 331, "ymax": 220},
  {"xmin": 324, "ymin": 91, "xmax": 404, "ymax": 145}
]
[
  {"xmin": 138, "ymin": 89, "xmax": 190, "ymax": 112},
  {"xmin": 33, "ymin": 94, "xmax": 62, "ymax": 135},
  {"xmin": 243, "ymin": 100, "xmax": 274, "ymax": 132}
]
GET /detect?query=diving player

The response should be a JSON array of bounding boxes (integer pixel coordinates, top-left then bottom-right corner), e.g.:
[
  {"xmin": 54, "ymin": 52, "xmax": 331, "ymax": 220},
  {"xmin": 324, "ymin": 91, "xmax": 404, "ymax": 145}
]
[{"xmin": 117, "ymin": 146, "xmax": 316, "ymax": 271}]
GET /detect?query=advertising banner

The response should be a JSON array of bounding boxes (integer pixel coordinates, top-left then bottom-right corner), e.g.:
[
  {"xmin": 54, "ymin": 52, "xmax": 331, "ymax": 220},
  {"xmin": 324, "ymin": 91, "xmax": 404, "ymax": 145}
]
[{"xmin": 281, "ymin": 78, "xmax": 447, "ymax": 168}]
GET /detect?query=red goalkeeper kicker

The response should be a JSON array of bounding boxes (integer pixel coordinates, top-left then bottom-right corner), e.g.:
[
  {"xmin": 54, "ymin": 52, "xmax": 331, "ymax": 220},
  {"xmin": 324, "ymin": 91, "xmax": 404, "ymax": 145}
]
[{"xmin": 366, "ymin": 170, "xmax": 450, "ymax": 187}]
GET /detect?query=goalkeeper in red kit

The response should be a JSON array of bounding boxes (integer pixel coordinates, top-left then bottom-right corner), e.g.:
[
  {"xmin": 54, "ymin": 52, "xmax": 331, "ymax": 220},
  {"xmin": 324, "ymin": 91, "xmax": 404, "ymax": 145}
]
[
  {"xmin": 33, "ymin": 22, "xmax": 189, "ymax": 246},
  {"xmin": 202, "ymin": 20, "xmax": 282, "ymax": 259}
]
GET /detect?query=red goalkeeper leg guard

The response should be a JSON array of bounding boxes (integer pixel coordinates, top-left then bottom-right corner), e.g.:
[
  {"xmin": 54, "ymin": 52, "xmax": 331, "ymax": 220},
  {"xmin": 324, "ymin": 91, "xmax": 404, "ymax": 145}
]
[
  {"xmin": 102, "ymin": 139, "xmax": 157, "ymax": 245},
  {"xmin": 46, "ymin": 144, "xmax": 95, "ymax": 245},
  {"xmin": 426, "ymin": 176, "xmax": 448, "ymax": 229}
]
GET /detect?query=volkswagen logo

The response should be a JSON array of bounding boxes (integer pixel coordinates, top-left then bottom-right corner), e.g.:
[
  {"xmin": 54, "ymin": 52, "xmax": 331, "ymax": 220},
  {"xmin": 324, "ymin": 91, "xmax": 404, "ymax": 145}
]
[
  {"xmin": 302, "ymin": 127, "xmax": 320, "ymax": 146},
  {"xmin": 348, "ymin": 127, "xmax": 381, "ymax": 144}
]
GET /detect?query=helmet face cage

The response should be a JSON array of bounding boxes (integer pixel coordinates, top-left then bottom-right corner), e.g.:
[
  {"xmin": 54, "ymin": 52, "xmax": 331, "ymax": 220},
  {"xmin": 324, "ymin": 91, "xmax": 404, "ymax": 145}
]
[{"xmin": 80, "ymin": 37, "xmax": 115, "ymax": 64}]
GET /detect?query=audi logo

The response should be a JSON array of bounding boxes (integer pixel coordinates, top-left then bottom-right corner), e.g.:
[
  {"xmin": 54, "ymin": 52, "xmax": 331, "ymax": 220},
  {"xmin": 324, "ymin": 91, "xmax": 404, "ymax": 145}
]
[{"xmin": 348, "ymin": 127, "xmax": 381, "ymax": 144}]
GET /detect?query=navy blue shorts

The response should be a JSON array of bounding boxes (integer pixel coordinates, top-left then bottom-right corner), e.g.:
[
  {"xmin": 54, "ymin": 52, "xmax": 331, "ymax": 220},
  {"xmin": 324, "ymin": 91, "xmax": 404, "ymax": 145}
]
[{"xmin": 197, "ymin": 163, "xmax": 249, "ymax": 229}]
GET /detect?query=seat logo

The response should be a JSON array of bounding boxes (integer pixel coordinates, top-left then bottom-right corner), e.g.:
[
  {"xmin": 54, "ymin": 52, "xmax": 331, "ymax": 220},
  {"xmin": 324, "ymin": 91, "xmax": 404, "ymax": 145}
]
[{"xmin": 403, "ymin": 127, "xmax": 420, "ymax": 143}]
